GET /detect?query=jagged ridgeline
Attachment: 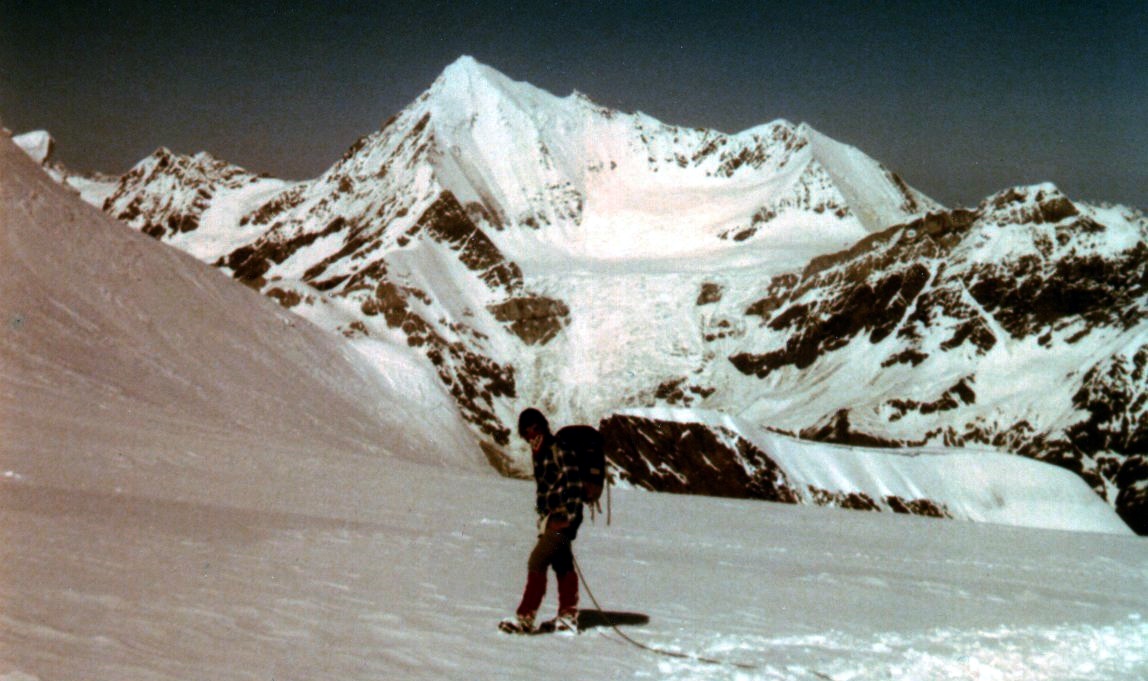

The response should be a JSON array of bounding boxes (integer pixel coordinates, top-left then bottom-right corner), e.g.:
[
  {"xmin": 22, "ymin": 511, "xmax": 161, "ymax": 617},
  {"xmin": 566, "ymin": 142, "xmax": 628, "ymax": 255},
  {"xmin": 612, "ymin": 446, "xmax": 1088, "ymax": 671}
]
[{"xmin": 30, "ymin": 56, "xmax": 1148, "ymax": 533}]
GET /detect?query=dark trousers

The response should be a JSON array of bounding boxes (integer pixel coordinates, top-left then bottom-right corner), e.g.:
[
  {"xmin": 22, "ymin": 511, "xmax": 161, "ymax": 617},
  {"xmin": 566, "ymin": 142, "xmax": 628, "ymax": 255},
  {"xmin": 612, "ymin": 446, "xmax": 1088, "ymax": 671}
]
[{"xmin": 516, "ymin": 528, "xmax": 579, "ymax": 618}]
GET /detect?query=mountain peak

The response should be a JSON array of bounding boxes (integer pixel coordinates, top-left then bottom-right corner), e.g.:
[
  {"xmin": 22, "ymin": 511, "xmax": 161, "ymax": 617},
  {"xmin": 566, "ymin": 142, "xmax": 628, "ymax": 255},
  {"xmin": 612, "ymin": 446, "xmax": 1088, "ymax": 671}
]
[
  {"xmin": 13, "ymin": 129, "xmax": 55, "ymax": 165},
  {"xmin": 440, "ymin": 54, "xmax": 484, "ymax": 77},
  {"xmin": 427, "ymin": 56, "xmax": 566, "ymax": 124},
  {"xmin": 433, "ymin": 56, "xmax": 519, "ymax": 97},
  {"xmin": 435, "ymin": 55, "xmax": 483, "ymax": 89},
  {"xmin": 982, "ymin": 182, "xmax": 1066, "ymax": 207},
  {"xmin": 978, "ymin": 183, "xmax": 1080, "ymax": 226}
]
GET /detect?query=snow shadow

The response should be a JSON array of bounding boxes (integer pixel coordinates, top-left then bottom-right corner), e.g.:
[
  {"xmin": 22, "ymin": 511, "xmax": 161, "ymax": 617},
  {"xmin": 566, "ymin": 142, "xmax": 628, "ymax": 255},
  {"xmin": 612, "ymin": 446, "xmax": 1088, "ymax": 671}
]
[{"xmin": 578, "ymin": 609, "xmax": 649, "ymax": 631}]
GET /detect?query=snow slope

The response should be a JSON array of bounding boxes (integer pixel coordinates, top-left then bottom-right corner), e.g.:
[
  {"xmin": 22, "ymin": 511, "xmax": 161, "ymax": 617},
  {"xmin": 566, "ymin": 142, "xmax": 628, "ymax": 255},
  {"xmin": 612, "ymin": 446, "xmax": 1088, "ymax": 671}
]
[{"xmin": 0, "ymin": 134, "xmax": 482, "ymax": 504}]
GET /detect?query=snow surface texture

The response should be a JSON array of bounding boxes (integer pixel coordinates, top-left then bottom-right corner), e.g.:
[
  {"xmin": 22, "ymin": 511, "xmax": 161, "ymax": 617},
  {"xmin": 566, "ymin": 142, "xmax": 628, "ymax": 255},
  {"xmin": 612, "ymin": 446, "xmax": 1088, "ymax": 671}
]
[
  {"xmin": 2, "ymin": 131, "xmax": 1148, "ymax": 680},
  {"xmin": 3, "ymin": 458, "xmax": 1147, "ymax": 681}
]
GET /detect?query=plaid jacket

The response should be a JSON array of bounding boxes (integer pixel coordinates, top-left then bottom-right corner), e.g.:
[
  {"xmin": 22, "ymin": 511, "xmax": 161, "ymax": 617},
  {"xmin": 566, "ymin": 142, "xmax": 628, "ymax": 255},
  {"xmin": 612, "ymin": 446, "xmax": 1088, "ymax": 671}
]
[{"xmin": 533, "ymin": 435, "xmax": 584, "ymax": 524}]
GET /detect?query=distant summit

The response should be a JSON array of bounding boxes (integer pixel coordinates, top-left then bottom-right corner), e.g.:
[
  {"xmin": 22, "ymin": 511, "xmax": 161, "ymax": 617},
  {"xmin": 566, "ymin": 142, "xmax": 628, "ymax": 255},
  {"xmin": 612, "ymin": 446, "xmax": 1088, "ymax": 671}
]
[{"xmin": 13, "ymin": 129, "xmax": 55, "ymax": 165}]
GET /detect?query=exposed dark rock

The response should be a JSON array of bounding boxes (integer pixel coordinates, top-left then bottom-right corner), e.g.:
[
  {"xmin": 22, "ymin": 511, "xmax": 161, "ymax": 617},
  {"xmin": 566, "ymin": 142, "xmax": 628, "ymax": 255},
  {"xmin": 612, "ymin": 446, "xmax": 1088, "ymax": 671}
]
[
  {"xmin": 884, "ymin": 495, "xmax": 949, "ymax": 518},
  {"xmin": 167, "ymin": 212, "xmax": 200, "ymax": 234},
  {"xmin": 882, "ymin": 349, "xmax": 929, "ymax": 368},
  {"xmin": 731, "ymin": 262, "xmax": 935, "ymax": 377},
  {"xmin": 1067, "ymin": 346, "xmax": 1148, "ymax": 457},
  {"xmin": 964, "ymin": 248, "xmax": 1145, "ymax": 340},
  {"xmin": 653, "ymin": 379, "xmax": 716, "ymax": 407},
  {"xmin": 243, "ymin": 184, "xmax": 307, "ymax": 227},
  {"xmin": 887, "ymin": 378, "xmax": 977, "ymax": 422},
  {"xmin": 697, "ymin": 282, "xmax": 724, "ymax": 305},
  {"xmin": 407, "ymin": 191, "xmax": 523, "ymax": 292},
  {"xmin": 266, "ymin": 288, "xmax": 302, "ymax": 309},
  {"xmin": 654, "ymin": 378, "xmax": 688, "ymax": 405},
  {"xmin": 801, "ymin": 410, "xmax": 916, "ymax": 448},
  {"xmin": 487, "ymin": 296, "xmax": 570, "ymax": 345},
  {"xmin": 341, "ymin": 320, "xmax": 369, "ymax": 338},
  {"xmin": 888, "ymin": 171, "xmax": 921, "ymax": 213},
  {"xmin": 360, "ymin": 276, "xmax": 517, "ymax": 445},
  {"xmin": 226, "ymin": 216, "xmax": 352, "ymax": 288},
  {"xmin": 600, "ymin": 413, "xmax": 953, "ymax": 520},
  {"xmin": 744, "ymin": 273, "xmax": 800, "ymax": 320},
  {"xmin": 703, "ymin": 317, "xmax": 740, "ymax": 343},
  {"xmin": 809, "ymin": 487, "xmax": 880, "ymax": 511},
  {"xmin": 1115, "ymin": 457, "xmax": 1148, "ymax": 535},
  {"xmin": 599, "ymin": 414, "xmax": 798, "ymax": 502},
  {"xmin": 311, "ymin": 274, "xmax": 350, "ymax": 292},
  {"xmin": 989, "ymin": 188, "xmax": 1079, "ymax": 225}
]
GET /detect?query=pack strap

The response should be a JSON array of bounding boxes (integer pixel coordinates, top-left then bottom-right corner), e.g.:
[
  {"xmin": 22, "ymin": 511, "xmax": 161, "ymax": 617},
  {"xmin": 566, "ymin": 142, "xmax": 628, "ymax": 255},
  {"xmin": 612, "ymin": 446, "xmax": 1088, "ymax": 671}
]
[
  {"xmin": 605, "ymin": 475, "xmax": 612, "ymax": 525},
  {"xmin": 587, "ymin": 475, "xmax": 612, "ymax": 526}
]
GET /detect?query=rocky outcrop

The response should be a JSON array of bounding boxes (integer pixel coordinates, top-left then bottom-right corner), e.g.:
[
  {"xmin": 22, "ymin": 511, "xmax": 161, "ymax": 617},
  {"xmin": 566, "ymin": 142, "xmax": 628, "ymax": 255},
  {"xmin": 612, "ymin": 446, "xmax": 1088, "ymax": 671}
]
[
  {"xmin": 1116, "ymin": 456, "xmax": 1148, "ymax": 535},
  {"xmin": 406, "ymin": 191, "xmax": 524, "ymax": 292},
  {"xmin": 599, "ymin": 414, "xmax": 799, "ymax": 502},
  {"xmin": 488, "ymin": 296, "xmax": 570, "ymax": 345}
]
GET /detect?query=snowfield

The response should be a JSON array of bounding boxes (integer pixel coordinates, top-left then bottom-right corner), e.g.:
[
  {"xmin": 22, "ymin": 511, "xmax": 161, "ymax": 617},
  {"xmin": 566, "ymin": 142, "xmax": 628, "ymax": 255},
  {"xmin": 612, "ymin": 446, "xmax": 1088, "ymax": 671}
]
[
  {"xmin": 3, "ymin": 116, "xmax": 1147, "ymax": 681},
  {"xmin": 3, "ymin": 463, "xmax": 1147, "ymax": 681}
]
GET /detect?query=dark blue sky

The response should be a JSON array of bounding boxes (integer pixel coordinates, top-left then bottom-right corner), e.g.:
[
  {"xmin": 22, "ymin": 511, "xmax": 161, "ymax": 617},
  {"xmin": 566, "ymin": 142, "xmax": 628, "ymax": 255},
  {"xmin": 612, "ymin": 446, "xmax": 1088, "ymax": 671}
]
[{"xmin": 2, "ymin": 0, "xmax": 1145, "ymax": 208}]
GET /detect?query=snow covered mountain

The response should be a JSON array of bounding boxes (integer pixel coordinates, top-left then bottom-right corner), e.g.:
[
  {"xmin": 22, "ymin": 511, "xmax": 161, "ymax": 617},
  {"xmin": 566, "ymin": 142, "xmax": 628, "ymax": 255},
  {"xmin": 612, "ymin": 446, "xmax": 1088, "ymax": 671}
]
[
  {"xmin": 13, "ymin": 129, "xmax": 53, "ymax": 164},
  {"xmin": 69, "ymin": 57, "xmax": 937, "ymax": 442},
  {"xmin": 34, "ymin": 56, "xmax": 1147, "ymax": 534},
  {"xmin": 720, "ymin": 185, "xmax": 1148, "ymax": 532},
  {"xmin": 104, "ymin": 148, "xmax": 273, "ymax": 238}
]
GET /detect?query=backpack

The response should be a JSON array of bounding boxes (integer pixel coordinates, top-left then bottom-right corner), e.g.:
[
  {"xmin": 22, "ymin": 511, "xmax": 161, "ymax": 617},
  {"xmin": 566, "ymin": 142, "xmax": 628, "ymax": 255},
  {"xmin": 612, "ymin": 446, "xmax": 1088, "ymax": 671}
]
[{"xmin": 555, "ymin": 424, "xmax": 606, "ymax": 505}]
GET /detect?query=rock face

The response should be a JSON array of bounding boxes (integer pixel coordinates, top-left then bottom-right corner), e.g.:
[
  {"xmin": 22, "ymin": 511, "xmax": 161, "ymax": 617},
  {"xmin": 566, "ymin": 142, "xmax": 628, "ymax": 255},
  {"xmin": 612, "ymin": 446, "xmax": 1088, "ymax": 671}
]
[
  {"xmin": 600, "ymin": 413, "xmax": 799, "ymax": 503},
  {"xmin": 600, "ymin": 412, "xmax": 949, "ymax": 517},
  {"xmin": 40, "ymin": 57, "xmax": 1148, "ymax": 532},
  {"xmin": 488, "ymin": 296, "xmax": 570, "ymax": 345}
]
